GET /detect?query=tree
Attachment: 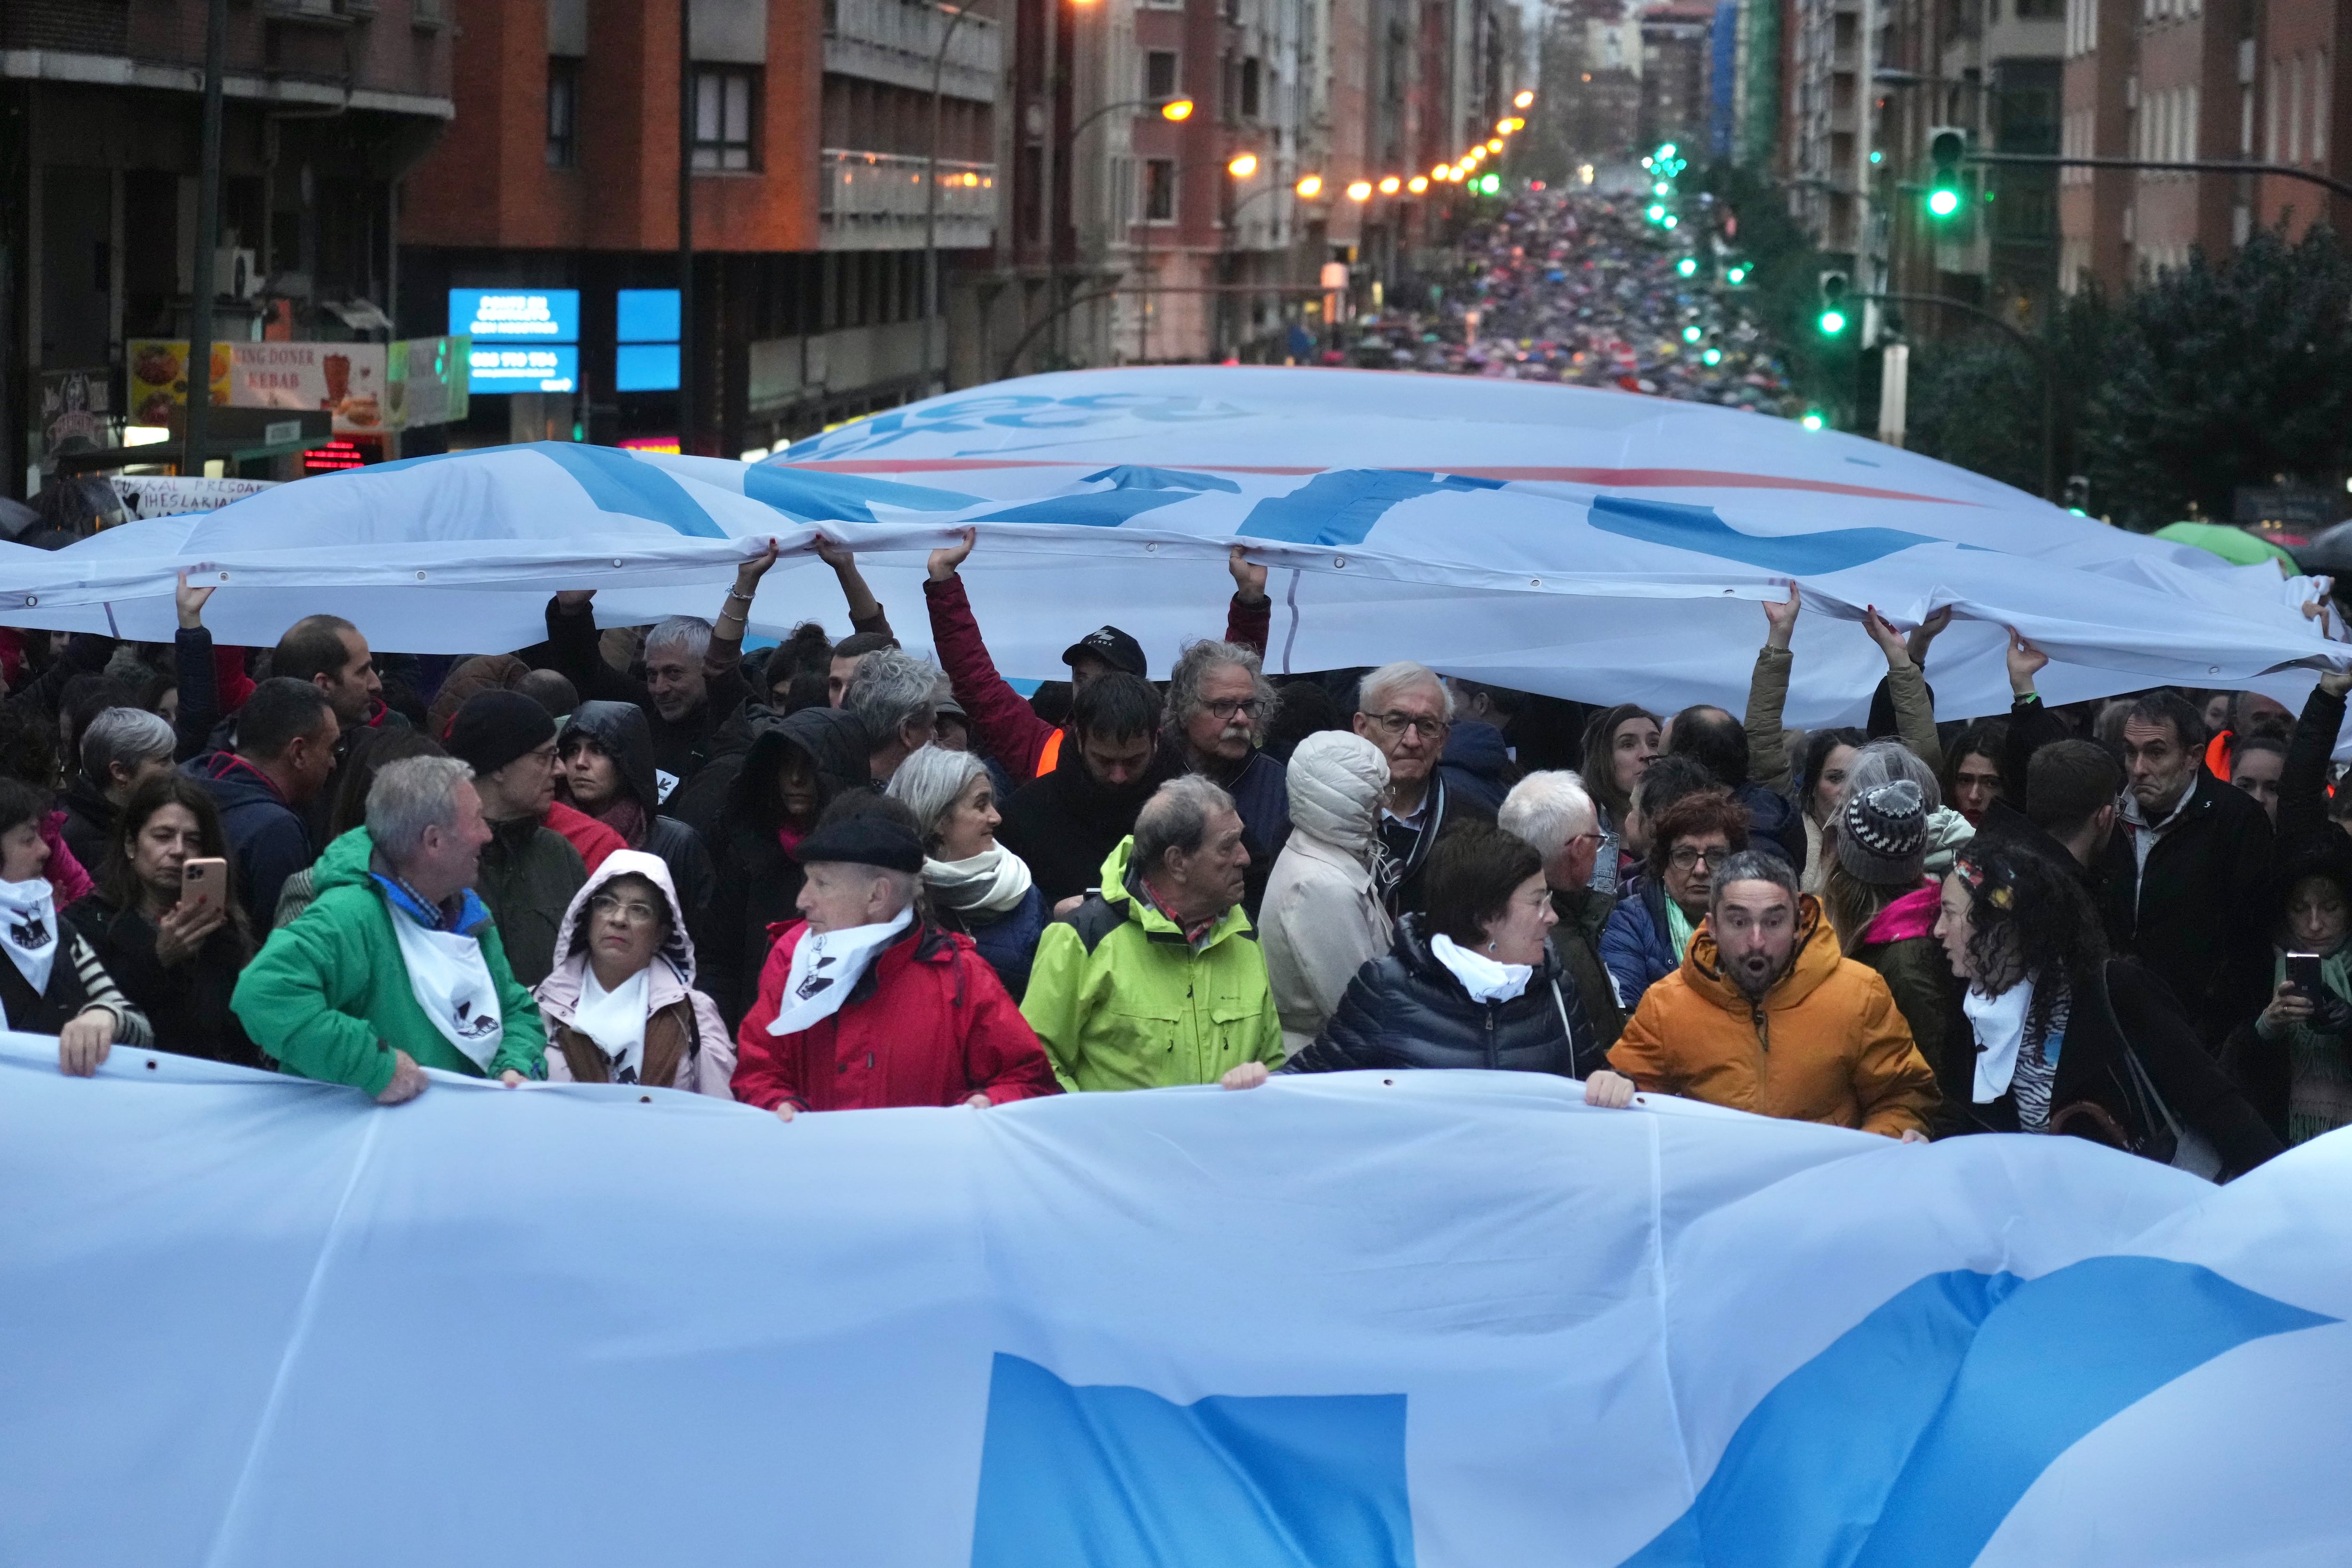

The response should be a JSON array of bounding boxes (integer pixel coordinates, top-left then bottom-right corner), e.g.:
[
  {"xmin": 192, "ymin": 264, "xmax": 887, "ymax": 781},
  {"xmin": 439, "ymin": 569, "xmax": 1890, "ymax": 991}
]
[
  {"xmin": 2083, "ymin": 225, "xmax": 2352, "ymax": 529},
  {"xmin": 1906, "ymin": 292, "xmax": 2118, "ymax": 502}
]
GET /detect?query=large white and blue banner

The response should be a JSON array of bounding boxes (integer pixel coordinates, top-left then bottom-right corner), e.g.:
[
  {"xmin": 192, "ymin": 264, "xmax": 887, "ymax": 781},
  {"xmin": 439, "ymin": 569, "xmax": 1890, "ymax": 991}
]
[
  {"xmin": 6, "ymin": 1029, "xmax": 2349, "ymax": 1568},
  {"xmin": 0, "ymin": 369, "xmax": 2341, "ymax": 727}
]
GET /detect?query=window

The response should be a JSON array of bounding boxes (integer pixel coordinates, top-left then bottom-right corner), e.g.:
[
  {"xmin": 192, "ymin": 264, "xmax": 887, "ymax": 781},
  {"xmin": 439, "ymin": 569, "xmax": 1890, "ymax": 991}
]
[
  {"xmin": 547, "ymin": 58, "xmax": 580, "ymax": 167},
  {"xmin": 2289, "ymin": 55, "xmax": 2304, "ymax": 164},
  {"xmin": 1145, "ymin": 50, "xmax": 1180, "ymax": 100},
  {"xmin": 2316, "ymin": 51, "xmax": 2330, "ymax": 162},
  {"xmin": 692, "ymin": 67, "xmax": 757, "ymax": 171},
  {"xmin": 1143, "ymin": 158, "xmax": 1176, "ymax": 221},
  {"xmin": 1241, "ymin": 56, "xmax": 1262, "ymax": 118}
]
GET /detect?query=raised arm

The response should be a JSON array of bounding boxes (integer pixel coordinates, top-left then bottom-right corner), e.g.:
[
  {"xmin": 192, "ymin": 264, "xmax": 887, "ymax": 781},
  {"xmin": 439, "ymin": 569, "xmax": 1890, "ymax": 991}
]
[
  {"xmin": 813, "ymin": 538, "xmax": 897, "ymax": 642},
  {"xmin": 173, "ymin": 572, "xmax": 221, "ymax": 760},
  {"xmin": 2279, "ymin": 672, "xmax": 2351, "ymax": 848},
  {"xmin": 542, "ymin": 592, "xmax": 651, "ymax": 708},
  {"xmin": 922, "ymin": 528, "xmax": 1058, "ymax": 780},
  {"xmin": 1863, "ymin": 605, "xmax": 1946, "ymax": 775},
  {"xmin": 1226, "ymin": 547, "xmax": 1272, "ymax": 655},
  {"xmin": 1746, "ymin": 585, "xmax": 1799, "ymax": 796},
  {"xmin": 705, "ymin": 540, "xmax": 781, "ymax": 685},
  {"xmin": 1997, "ymin": 628, "xmax": 2071, "ymax": 803}
]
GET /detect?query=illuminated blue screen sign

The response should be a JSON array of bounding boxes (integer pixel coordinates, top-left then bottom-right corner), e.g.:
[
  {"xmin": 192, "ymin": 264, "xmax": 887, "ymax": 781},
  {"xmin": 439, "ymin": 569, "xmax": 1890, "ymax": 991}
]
[
  {"xmin": 615, "ymin": 289, "xmax": 682, "ymax": 392},
  {"xmin": 449, "ymin": 288, "xmax": 580, "ymax": 343},
  {"xmin": 467, "ymin": 344, "xmax": 580, "ymax": 393}
]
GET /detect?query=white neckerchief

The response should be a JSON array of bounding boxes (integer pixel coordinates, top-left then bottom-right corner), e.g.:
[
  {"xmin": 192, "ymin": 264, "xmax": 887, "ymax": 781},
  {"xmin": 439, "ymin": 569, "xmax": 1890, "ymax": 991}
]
[
  {"xmin": 387, "ymin": 914, "xmax": 504, "ymax": 1069},
  {"xmin": 573, "ymin": 963, "xmax": 652, "ymax": 1082},
  {"xmin": 923, "ymin": 844, "xmax": 1033, "ymax": 917},
  {"xmin": 767, "ymin": 908, "xmax": 914, "ymax": 1036},
  {"xmin": 0, "ymin": 876, "xmax": 60, "ymax": 999},
  {"xmin": 1965, "ymin": 977, "xmax": 2035, "ymax": 1103},
  {"xmin": 1430, "ymin": 931, "xmax": 1533, "ymax": 1003}
]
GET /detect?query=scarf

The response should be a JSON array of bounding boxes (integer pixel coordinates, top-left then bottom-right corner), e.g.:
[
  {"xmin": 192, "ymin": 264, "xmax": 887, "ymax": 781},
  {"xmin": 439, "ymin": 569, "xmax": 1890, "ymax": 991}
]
[
  {"xmin": 765, "ymin": 908, "xmax": 913, "ymax": 1036},
  {"xmin": 1965, "ymin": 978, "xmax": 2034, "ymax": 1103},
  {"xmin": 572, "ymin": 964, "xmax": 652, "ymax": 1082},
  {"xmin": 1665, "ymin": 897, "xmax": 1697, "ymax": 963},
  {"xmin": 0, "ymin": 876, "xmax": 60, "ymax": 998},
  {"xmin": 922, "ymin": 844, "xmax": 1033, "ymax": 917},
  {"xmin": 374, "ymin": 874, "xmax": 503, "ymax": 1067},
  {"xmin": 1429, "ymin": 931, "xmax": 1533, "ymax": 1003},
  {"xmin": 598, "ymin": 796, "xmax": 649, "ymax": 851}
]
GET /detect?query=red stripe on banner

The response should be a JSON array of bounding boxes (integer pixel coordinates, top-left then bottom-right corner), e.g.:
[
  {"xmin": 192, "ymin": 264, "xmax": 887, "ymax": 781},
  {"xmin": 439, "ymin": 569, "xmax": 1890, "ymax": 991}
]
[{"xmin": 778, "ymin": 457, "xmax": 1973, "ymax": 505}]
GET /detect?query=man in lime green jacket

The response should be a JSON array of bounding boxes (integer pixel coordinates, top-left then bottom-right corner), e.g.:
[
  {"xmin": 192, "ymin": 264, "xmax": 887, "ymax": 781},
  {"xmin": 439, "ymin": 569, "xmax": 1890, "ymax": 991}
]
[
  {"xmin": 1021, "ymin": 777, "xmax": 1285, "ymax": 1091},
  {"xmin": 233, "ymin": 756, "xmax": 545, "ymax": 1103}
]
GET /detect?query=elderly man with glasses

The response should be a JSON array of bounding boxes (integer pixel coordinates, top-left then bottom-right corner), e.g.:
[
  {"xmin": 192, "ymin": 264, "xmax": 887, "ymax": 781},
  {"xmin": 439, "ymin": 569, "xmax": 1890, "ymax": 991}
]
[
  {"xmin": 1165, "ymin": 640, "xmax": 1289, "ymax": 918},
  {"xmin": 1500, "ymin": 769, "xmax": 1626, "ymax": 1047},
  {"xmin": 1350, "ymin": 662, "xmax": 1495, "ymax": 917}
]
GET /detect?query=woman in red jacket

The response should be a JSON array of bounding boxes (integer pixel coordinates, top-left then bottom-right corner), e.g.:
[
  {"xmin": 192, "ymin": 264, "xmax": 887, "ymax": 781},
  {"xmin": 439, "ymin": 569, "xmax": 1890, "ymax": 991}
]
[{"xmin": 732, "ymin": 797, "xmax": 1059, "ymax": 1120}]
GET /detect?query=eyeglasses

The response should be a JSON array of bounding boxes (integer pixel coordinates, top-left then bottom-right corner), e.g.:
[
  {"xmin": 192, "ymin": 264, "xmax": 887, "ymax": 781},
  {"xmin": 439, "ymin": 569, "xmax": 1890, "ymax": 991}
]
[
  {"xmin": 1668, "ymin": 844, "xmax": 1730, "ymax": 870},
  {"xmin": 1366, "ymin": 711, "xmax": 1451, "ymax": 742},
  {"xmin": 1202, "ymin": 697, "xmax": 1266, "ymax": 721},
  {"xmin": 589, "ymin": 894, "xmax": 663, "ymax": 926}
]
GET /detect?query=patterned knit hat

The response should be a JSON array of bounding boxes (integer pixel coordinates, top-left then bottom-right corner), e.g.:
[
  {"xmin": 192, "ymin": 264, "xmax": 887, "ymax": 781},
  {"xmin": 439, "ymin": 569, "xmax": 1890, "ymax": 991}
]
[{"xmin": 1836, "ymin": 779, "xmax": 1929, "ymax": 886}]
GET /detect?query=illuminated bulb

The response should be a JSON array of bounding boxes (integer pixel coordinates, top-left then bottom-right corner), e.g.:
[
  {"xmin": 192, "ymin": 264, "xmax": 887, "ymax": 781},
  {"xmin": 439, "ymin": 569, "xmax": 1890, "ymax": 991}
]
[
  {"xmin": 1227, "ymin": 151, "xmax": 1259, "ymax": 178},
  {"xmin": 1378, "ymin": 174, "xmax": 1401, "ymax": 194},
  {"xmin": 1295, "ymin": 174, "xmax": 1324, "ymax": 198},
  {"xmin": 1407, "ymin": 175, "xmax": 1429, "ymax": 192},
  {"xmin": 1346, "ymin": 179, "xmax": 1373, "ymax": 201},
  {"xmin": 1514, "ymin": 89, "xmax": 1535, "ymax": 108},
  {"xmin": 1160, "ymin": 97, "xmax": 1195, "ymax": 121}
]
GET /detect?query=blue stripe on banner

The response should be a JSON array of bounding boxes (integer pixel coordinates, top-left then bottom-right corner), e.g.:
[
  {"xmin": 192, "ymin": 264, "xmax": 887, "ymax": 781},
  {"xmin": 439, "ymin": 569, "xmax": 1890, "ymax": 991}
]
[
  {"xmin": 970, "ymin": 465, "xmax": 1240, "ymax": 528},
  {"xmin": 1619, "ymin": 1258, "xmax": 2333, "ymax": 1568},
  {"xmin": 1586, "ymin": 494, "xmax": 1983, "ymax": 574},
  {"xmin": 1239, "ymin": 470, "xmax": 1507, "ymax": 547},
  {"xmin": 743, "ymin": 466, "xmax": 983, "ymax": 521},
  {"xmin": 529, "ymin": 443, "xmax": 726, "ymax": 538},
  {"xmin": 969, "ymin": 1353, "xmax": 1415, "ymax": 1568}
]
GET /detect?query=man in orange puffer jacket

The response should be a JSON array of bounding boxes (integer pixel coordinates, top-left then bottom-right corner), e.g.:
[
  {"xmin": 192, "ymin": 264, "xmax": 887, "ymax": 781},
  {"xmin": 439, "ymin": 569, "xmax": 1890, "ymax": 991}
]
[{"xmin": 1587, "ymin": 849, "xmax": 1940, "ymax": 1139}]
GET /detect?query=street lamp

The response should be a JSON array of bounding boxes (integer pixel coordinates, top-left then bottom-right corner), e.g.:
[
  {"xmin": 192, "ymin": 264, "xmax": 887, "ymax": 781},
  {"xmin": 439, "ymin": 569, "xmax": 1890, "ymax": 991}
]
[
  {"xmin": 1486, "ymin": 138, "xmax": 1503, "ymax": 152},
  {"xmin": 1160, "ymin": 97, "xmax": 1196, "ymax": 121},
  {"xmin": 1513, "ymin": 89, "xmax": 1535, "ymax": 109},
  {"xmin": 1346, "ymin": 179, "xmax": 1373, "ymax": 201},
  {"xmin": 1295, "ymin": 174, "xmax": 1324, "ymax": 199},
  {"xmin": 1228, "ymin": 151, "xmax": 1259, "ymax": 178},
  {"xmin": 1407, "ymin": 175, "xmax": 1428, "ymax": 193},
  {"xmin": 1377, "ymin": 174, "xmax": 1401, "ymax": 194}
]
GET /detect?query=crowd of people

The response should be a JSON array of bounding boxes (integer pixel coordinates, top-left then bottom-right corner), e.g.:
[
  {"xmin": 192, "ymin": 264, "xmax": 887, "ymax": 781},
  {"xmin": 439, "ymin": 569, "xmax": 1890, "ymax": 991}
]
[
  {"xmin": 1335, "ymin": 188, "xmax": 1799, "ymax": 415},
  {"xmin": 3, "ymin": 529, "xmax": 2341, "ymax": 1181}
]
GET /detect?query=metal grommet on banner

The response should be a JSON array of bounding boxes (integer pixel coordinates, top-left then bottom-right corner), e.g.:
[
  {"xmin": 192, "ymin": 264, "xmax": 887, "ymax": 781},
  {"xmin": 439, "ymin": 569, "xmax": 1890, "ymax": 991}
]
[
  {"xmin": 1530, "ymin": 577, "xmax": 1542, "ymax": 588},
  {"xmin": 1144, "ymin": 541, "xmax": 1158, "ymax": 554},
  {"xmin": 612, "ymin": 559, "xmax": 623, "ymax": 567},
  {"xmin": 218, "ymin": 571, "xmax": 230, "ymax": 581},
  {"xmin": 1333, "ymin": 555, "xmax": 1347, "ymax": 569},
  {"xmin": 416, "ymin": 570, "xmax": 428, "ymax": 581},
  {"xmin": 22, "ymin": 596, "xmax": 34, "ymax": 607}
]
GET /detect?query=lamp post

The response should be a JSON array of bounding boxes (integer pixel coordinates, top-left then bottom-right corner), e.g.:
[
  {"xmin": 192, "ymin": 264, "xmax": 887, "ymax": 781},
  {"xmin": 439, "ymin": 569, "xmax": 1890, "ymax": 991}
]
[
  {"xmin": 1049, "ymin": 95, "xmax": 1194, "ymax": 366},
  {"xmin": 921, "ymin": 0, "xmax": 999, "ymax": 400},
  {"xmin": 182, "ymin": 0, "xmax": 227, "ymax": 477}
]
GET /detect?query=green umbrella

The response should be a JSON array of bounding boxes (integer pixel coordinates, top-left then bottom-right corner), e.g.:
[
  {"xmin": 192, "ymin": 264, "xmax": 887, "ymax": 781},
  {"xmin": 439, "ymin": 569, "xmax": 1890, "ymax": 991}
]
[{"xmin": 2154, "ymin": 521, "xmax": 2300, "ymax": 574}]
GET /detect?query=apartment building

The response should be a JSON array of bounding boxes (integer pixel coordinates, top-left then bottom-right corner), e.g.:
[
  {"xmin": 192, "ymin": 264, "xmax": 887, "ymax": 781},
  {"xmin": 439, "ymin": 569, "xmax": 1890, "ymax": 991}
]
[
  {"xmin": 1786, "ymin": 0, "xmax": 1867, "ymax": 254},
  {"xmin": 398, "ymin": 0, "xmax": 1000, "ymax": 456},
  {"xmin": 2, "ymin": 0, "xmax": 454, "ymax": 495}
]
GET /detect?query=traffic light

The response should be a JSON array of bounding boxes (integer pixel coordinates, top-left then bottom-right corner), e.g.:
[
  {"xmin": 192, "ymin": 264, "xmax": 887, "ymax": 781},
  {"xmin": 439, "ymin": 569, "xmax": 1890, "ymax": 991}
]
[
  {"xmin": 1676, "ymin": 255, "xmax": 1699, "ymax": 278},
  {"xmin": 1817, "ymin": 271, "xmax": 1850, "ymax": 336},
  {"xmin": 1926, "ymin": 127, "xmax": 1967, "ymax": 219},
  {"xmin": 1724, "ymin": 262, "xmax": 1751, "ymax": 286},
  {"xmin": 1800, "ymin": 410, "xmax": 1827, "ymax": 431}
]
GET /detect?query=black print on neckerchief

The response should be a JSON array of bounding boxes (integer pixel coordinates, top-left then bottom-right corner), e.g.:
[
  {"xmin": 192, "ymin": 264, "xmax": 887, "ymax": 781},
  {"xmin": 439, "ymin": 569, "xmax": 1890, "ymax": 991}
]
[
  {"xmin": 8, "ymin": 915, "xmax": 48, "ymax": 950},
  {"xmin": 794, "ymin": 955, "xmax": 841, "ymax": 1002},
  {"xmin": 453, "ymin": 998, "xmax": 498, "ymax": 1040}
]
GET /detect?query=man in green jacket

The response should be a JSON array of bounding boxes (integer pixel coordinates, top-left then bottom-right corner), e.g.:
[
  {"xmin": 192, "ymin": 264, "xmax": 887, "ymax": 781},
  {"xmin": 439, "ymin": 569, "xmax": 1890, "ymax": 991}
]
[
  {"xmin": 1021, "ymin": 776, "xmax": 1285, "ymax": 1091},
  {"xmin": 233, "ymin": 755, "xmax": 545, "ymax": 1104}
]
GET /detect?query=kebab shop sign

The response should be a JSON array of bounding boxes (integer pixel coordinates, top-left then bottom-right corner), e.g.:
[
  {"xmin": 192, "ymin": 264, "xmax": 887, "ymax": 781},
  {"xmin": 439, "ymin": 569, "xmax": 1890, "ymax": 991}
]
[{"xmin": 230, "ymin": 342, "xmax": 388, "ymax": 435}]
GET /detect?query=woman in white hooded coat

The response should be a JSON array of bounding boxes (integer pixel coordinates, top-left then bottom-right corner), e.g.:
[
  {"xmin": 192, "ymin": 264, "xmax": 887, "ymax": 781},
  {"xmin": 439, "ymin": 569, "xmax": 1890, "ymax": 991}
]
[
  {"xmin": 534, "ymin": 849, "xmax": 736, "ymax": 1095},
  {"xmin": 1260, "ymin": 730, "xmax": 1395, "ymax": 1056}
]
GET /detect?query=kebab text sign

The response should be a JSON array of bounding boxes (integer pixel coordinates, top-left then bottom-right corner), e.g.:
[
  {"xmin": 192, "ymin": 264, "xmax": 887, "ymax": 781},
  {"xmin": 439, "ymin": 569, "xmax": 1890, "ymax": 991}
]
[{"xmin": 230, "ymin": 343, "xmax": 389, "ymax": 435}]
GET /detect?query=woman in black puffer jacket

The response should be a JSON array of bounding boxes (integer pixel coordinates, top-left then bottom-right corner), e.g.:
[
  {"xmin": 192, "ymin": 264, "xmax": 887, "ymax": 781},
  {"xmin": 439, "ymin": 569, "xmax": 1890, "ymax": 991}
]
[{"xmin": 1285, "ymin": 821, "xmax": 1603, "ymax": 1079}]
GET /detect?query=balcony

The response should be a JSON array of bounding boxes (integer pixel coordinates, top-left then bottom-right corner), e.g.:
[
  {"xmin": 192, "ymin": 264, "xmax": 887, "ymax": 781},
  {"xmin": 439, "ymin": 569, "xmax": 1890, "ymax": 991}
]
[
  {"xmin": 823, "ymin": 0, "xmax": 1001, "ymax": 103},
  {"xmin": 818, "ymin": 149, "xmax": 996, "ymax": 250}
]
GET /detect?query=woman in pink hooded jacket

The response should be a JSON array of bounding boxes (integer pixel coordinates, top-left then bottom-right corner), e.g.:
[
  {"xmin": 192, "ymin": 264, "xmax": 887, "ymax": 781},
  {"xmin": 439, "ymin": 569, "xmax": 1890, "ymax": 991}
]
[{"xmin": 534, "ymin": 849, "xmax": 735, "ymax": 1095}]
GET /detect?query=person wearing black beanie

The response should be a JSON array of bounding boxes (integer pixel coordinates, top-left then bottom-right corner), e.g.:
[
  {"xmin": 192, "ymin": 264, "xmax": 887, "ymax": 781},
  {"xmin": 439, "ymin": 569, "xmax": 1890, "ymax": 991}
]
[{"xmin": 442, "ymin": 690, "xmax": 583, "ymax": 987}]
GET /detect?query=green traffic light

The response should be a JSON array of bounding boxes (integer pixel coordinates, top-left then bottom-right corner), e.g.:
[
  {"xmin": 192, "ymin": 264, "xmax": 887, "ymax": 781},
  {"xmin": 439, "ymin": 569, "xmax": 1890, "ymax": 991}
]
[
  {"xmin": 1683, "ymin": 325, "xmax": 1702, "ymax": 342},
  {"xmin": 1478, "ymin": 173, "xmax": 1501, "ymax": 194},
  {"xmin": 1676, "ymin": 257, "xmax": 1697, "ymax": 277},
  {"xmin": 1800, "ymin": 411, "xmax": 1826, "ymax": 431},
  {"xmin": 1927, "ymin": 186, "xmax": 1962, "ymax": 218},
  {"xmin": 1658, "ymin": 143, "xmax": 1677, "ymax": 159},
  {"xmin": 1661, "ymin": 215, "xmax": 1678, "ymax": 228},
  {"xmin": 1702, "ymin": 348, "xmax": 1723, "ymax": 365},
  {"xmin": 1647, "ymin": 203, "xmax": 1666, "ymax": 222},
  {"xmin": 1726, "ymin": 265, "xmax": 1748, "ymax": 283},
  {"xmin": 1819, "ymin": 308, "xmax": 1848, "ymax": 335},
  {"xmin": 1654, "ymin": 181, "xmax": 1669, "ymax": 196}
]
